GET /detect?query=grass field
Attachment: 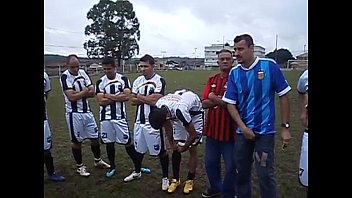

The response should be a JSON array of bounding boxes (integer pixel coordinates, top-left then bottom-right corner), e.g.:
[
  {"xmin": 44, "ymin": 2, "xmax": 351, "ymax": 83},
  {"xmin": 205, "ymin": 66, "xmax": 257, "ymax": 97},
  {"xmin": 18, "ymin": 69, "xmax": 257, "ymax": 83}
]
[{"xmin": 44, "ymin": 69, "xmax": 307, "ymax": 198}]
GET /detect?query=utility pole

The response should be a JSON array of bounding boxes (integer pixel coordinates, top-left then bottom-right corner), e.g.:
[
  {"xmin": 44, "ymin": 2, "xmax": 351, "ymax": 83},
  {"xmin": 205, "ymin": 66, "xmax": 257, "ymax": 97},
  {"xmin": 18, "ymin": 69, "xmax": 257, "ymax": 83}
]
[
  {"xmin": 222, "ymin": 35, "xmax": 224, "ymax": 48},
  {"xmin": 161, "ymin": 51, "xmax": 166, "ymax": 70},
  {"xmin": 194, "ymin": 48, "xmax": 197, "ymax": 69},
  {"xmin": 275, "ymin": 34, "xmax": 278, "ymax": 62},
  {"xmin": 304, "ymin": 44, "xmax": 306, "ymax": 53}
]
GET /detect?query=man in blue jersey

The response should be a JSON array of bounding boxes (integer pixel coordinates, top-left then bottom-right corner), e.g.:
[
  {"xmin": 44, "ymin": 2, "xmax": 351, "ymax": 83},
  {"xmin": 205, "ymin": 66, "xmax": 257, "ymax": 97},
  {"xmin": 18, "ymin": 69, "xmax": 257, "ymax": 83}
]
[{"xmin": 222, "ymin": 34, "xmax": 292, "ymax": 198}]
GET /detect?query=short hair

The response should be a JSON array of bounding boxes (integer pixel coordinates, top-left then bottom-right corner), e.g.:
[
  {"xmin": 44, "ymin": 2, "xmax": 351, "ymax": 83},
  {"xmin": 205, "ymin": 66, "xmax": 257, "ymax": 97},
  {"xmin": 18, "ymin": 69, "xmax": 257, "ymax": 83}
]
[
  {"xmin": 217, "ymin": 49, "xmax": 233, "ymax": 56},
  {"xmin": 149, "ymin": 106, "xmax": 168, "ymax": 130},
  {"xmin": 66, "ymin": 54, "xmax": 79, "ymax": 65},
  {"xmin": 102, "ymin": 56, "xmax": 116, "ymax": 67},
  {"xmin": 234, "ymin": 34, "xmax": 254, "ymax": 47},
  {"xmin": 140, "ymin": 54, "xmax": 155, "ymax": 66}
]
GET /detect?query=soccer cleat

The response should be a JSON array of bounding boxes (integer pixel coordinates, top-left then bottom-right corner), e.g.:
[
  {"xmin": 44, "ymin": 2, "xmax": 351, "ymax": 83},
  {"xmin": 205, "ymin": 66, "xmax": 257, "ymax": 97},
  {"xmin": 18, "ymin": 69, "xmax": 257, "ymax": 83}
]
[
  {"xmin": 201, "ymin": 188, "xmax": 221, "ymax": 198},
  {"xmin": 76, "ymin": 165, "xmax": 90, "ymax": 177},
  {"xmin": 141, "ymin": 167, "xmax": 151, "ymax": 174},
  {"xmin": 123, "ymin": 171, "xmax": 141, "ymax": 182},
  {"xmin": 183, "ymin": 179, "xmax": 194, "ymax": 194},
  {"xmin": 105, "ymin": 168, "xmax": 116, "ymax": 178},
  {"xmin": 48, "ymin": 172, "xmax": 65, "ymax": 182},
  {"xmin": 94, "ymin": 159, "xmax": 110, "ymax": 169},
  {"xmin": 161, "ymin": 177, "xmax": 169, "ymax": 191},
  {"xmin": 167, "ymin": 178, "xmax": 180, "ymax": 193}
]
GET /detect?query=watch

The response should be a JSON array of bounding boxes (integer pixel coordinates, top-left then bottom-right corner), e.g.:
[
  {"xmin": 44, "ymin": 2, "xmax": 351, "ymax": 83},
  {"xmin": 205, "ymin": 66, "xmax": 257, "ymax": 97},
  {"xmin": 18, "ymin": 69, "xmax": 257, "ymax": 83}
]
[{"xmin": 281, "ymin": 123, "xmax": 290, "ymax": 129}]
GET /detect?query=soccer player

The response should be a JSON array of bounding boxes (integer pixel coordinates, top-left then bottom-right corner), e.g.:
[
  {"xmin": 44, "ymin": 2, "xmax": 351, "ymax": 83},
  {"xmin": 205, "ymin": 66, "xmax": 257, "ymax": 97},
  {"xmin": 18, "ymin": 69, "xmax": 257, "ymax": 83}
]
[
  {"xmin": 201, "ymin": 49, "xmax": 237, "ymax": 198},
  {"xmin": 149, "ymin": 89, "xmax": 204, "ymax": 195},
  {"xmin": 60, "ymin": 54, "xmax": 110, "ymax": 177},
  {"xmin": 123, "ymin": 54, "xmax": 170, "ymax": 191},
  {"xmin": 44, "ymin": 71, "xmax": 65, "ymax": 182},
  {"xmin": 222, "ymin": 34, "xmax": 292, "ymax": 198},
  {"xmin": 95, "ymin": 56, "xmax": 139, "ymax": 178},
  {"xmin": 297, "ymin": 69, "xmax": 308, "ymax": 189}
]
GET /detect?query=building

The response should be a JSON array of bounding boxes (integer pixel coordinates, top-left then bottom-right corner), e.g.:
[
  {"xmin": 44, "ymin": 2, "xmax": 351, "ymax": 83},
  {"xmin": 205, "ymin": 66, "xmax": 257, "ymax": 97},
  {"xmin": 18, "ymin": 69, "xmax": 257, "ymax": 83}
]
[{"xmin": 204, "ymin": 44, "xmax": 265, "ymax": 67}]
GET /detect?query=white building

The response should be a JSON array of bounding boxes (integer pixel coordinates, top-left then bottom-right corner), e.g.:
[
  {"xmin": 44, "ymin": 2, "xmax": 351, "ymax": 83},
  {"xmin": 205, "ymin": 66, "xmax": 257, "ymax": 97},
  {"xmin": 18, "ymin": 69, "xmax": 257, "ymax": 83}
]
[{"xmin": 204, "ymin": 44, "xmax": 266, "ymax": 67}]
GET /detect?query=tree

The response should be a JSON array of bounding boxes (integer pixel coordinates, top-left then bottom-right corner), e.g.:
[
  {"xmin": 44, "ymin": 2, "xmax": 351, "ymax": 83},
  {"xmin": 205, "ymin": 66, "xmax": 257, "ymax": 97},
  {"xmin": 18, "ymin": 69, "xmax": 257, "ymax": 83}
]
[
  {"xmin": 265, "ymin": 48, "xmax": 295, "ymax": 66},
  {"xmin": 84, "ymin": 0, "xmax": 140, "ymax": 69}
]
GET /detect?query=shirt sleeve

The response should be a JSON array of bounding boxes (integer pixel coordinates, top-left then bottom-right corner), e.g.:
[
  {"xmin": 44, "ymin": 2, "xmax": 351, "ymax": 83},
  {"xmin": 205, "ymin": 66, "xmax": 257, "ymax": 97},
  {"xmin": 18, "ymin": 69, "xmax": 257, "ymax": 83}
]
[
  {"xmin": 270, "ymin": 62, "xmax": 291, "ymax": 96},
  {"xmin": 297, "ymin": 70, "xmax": 308, "ymax": 94},
  {"xmin": 154, "ymin": 77, "xmax": 166, "ymax": 95},
  {"xmin": 44, "ymin": 72, "xmax": 51, "ymax": 93},
  {"xmin": 222, "ymin": 69, "xmax": 238, "ymax": 104}
]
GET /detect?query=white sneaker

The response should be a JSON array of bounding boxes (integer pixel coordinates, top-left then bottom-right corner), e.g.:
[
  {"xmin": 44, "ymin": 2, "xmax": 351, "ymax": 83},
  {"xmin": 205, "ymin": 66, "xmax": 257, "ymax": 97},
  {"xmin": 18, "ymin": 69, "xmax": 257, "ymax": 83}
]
[
  {"xmin": 162, "ymin": 177, "xmax": 169, "ymax": 191},
  {"xmin": 94, "ymin": 159, "xmax": 110, "ymax": 169},
  {"xmin": 123, "ymin": 171, "xmax": 141, "ymax": 182},
  {"xmin": 76, "ymin": 165, "xmax": 90, "ymax": 177}
]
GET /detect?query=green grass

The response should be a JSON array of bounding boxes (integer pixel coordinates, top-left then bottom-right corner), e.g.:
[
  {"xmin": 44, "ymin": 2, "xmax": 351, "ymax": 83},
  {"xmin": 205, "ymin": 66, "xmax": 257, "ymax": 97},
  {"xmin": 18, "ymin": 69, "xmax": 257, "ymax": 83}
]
[{"xmin": 44, "ymin": 69, "xmax": 307, "ymax": 198}]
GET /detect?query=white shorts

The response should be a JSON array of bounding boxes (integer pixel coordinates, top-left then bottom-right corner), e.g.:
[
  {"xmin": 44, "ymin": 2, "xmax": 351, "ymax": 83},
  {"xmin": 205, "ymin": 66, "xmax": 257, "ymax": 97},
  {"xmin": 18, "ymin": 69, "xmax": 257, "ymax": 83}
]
[
  {"xmin": 134, "ymin": 123, "xmax": 165, "ymax": 156},
  {"xmin": 100, "ymin": 119, "xmax": 130, "ymax": 144},
  {"xmin": 65, "ymin": 112, "xmax": 99, "ymax": 143},
  {"xmin": 299, "ymin": 131, "xmax": 308, "ymax": 187},
  {"xmin": 173, "ymin": 113, "xmax": 203, "ymax": 146},
  {"xmin": 44, "ymin": 120, "xmax": 52, "ymax": 151}
]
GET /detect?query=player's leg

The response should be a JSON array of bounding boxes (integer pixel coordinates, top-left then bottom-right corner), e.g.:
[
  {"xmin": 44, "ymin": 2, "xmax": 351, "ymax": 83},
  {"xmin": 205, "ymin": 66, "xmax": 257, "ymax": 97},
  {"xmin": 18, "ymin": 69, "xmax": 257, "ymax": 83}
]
[
  {"xmin": 66, "ymin": 112, "xmax": 90, "ymax": 177},
  {"xmin": 203, "ymin": 137, "xmax": 222, "ymax": 197},
  {"xmin": 44, "ymin": 120, "xmax": 65, "ymax": 182},
  {"xmin": 299, "ymin": 130, "xmax": 308, "ymax": 188},
  {"xmin": 123, "ymin": 123, "xmax": 146, "ymax": 182},
  {"xmin": 144, "ymin": 124, "xmax": 169, "ymax": 190},
  {"xmin": 254, "ymin": 134, "xmax": 276, "ymax": 198},
  {"xmin": 101, "ymin": 120, "xmax": 118, "ymax": 177},
  {"xmin": 168, "ymin": 122, "xmax": 184, "ymax": 193},
  {"xmin": 221, "ymin": 139, "xmax": 236, "ymax": 198},
  {"xmin": 235, "ymin": 134, "xmax": 255, "ymax": 198},
  {"xmin": 85, "ymin": 112, "xmax": 110, "ymax": 169}
]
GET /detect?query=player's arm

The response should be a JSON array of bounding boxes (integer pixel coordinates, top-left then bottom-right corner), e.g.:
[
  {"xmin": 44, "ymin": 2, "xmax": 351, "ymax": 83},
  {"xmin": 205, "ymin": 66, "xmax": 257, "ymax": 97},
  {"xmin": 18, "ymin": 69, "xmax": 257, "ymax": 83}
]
[
  {"xmin": 85, "ymin": 84, "xmax": 95, "ymax": 98},
  {"xmin": 175, "ymin": 109, "xmax": 196, "ymax": 152},
  {"xmin": 130, "ymin": 93, "xmax": 143, "ymax": 106},
  {"xmin": 164, "ymin": 120, "xmax": 176, "ymax": 149},
  {"xmin": 227, "ymin": 104, "xmax": 248, "ymax": 132},
  {"xmin": 105, "ymin": 88, "xmax": 131, "ymax": 102},
  {"xmin": 96, "ymin": 92, "xmax": 114, "ymax": 106},
  {"xmin": 64, "ymin": 88, "xmax": 89, "ymax": 102},
  {"xmin": 202, "ymin": 80, "xmax": 217, "ymax": 109},
  {"xmin": 137, "ymin": 93, "xmax": 163, "ymax": 106}
]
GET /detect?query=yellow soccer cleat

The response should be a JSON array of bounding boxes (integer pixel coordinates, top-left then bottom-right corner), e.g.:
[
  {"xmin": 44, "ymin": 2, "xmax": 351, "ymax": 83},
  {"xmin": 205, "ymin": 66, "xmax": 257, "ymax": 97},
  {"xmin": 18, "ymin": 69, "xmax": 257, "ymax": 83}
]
[
  {"xmin": 183, "ymin": 180, "xmax": 194, "ymax": 194},
  {"xmin": 167, "ymin": 178, "xmax": 180, "ymax": 193}
]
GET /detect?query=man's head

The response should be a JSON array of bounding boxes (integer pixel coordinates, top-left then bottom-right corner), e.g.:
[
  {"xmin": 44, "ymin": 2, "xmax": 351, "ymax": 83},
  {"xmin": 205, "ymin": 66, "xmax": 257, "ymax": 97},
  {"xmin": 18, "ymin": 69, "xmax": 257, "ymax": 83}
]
[
  {"xmin": 139, "ymin": 54, "xmax": 155, "ymax": 79},
  {"xmin": 102, "ymin": 57, "xmax": 116, "ymax": 79},
  {"xmin": 149, "ymin": 106, "xmax": 169, "ymax": 130},
  {"xmin": 66, "ymin": 54, "xmax": 80, "ymax": 75},
  {"xmin": 217, "ymin": 49, "xmax": 234, "ymax": 73},
  {"xmin": 233, "ymin": 34, "xmax": 255, "ymax": 66}
]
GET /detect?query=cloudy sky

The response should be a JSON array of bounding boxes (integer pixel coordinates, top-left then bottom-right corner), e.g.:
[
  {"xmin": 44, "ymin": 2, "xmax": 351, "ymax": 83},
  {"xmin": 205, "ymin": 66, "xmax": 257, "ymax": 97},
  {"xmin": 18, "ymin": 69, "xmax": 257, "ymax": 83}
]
[{"xmin": 44, "ymin": 0, "xmax": 307, "ymax": 58}]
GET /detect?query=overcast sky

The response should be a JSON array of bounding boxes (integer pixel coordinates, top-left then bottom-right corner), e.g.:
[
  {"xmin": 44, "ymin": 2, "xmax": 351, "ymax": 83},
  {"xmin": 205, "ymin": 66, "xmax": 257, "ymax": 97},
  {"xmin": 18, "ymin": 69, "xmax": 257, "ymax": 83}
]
[{"xmin": 44, "ymin": 0, "xmax": 307, "ymax": 58}]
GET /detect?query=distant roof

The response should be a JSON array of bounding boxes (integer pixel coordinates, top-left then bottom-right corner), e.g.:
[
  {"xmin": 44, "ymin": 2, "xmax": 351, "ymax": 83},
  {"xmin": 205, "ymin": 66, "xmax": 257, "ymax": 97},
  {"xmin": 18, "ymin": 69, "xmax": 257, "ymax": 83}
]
[{"xmin": 297, "ymin": 52, "xmax": 308, "ymax": 58}]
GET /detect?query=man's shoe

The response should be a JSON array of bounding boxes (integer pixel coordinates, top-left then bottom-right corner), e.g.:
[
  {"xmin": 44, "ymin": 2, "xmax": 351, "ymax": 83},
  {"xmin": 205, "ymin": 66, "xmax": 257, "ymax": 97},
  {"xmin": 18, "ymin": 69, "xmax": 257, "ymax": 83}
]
[
  {"xmin": 94, "ymin": 159, "xmax": 110, "ymax": 169},
  {"xmin": 48, "ymin": 172, "xmax": 65, "ymax": 182},
  {"xmin": 183, "ymin": 179, "xmax": 194, "ymax": 194},
  {"xmin": 167, "ymin": 178, "xmax": 180, "ymax": 193},
  {"xmin": 105, "ymin": 168, "xmax": 116, "ymax": 178},
  {"xmin": 123, "ymin": 171, "xmax": 141, "ymax": 182},
  {"xmin": 201, "ymin": 188, "xmax": 221, "ymax": 198},
  {"xmin": 76, "ymin": 165, "xmax": 90, "ymax": 177},
  {"xmin": 161, "ymin": 177, "xmax": 169, "ymax": 191}
]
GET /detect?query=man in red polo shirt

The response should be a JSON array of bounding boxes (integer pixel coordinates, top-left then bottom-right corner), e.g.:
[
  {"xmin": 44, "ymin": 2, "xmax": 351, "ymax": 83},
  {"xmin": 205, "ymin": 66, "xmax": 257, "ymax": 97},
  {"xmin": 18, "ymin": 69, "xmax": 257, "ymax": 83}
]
[{"xmin": 201, "ymin": 49, "xmax": 237, "ymax": 198}]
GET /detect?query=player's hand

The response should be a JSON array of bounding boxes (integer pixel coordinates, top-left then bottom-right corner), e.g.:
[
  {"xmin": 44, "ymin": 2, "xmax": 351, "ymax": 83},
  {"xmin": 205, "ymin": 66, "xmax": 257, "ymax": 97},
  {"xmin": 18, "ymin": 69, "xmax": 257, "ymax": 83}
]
[
  {"xmin": 300, "ymin": 110, "xmax": 308, "ymax": 128},
  {"xmin": 281, "ymin": 128, "xmax": 291, "ymax": 150},
  {"xmin": 169, "ymin": 141, "xmax": 178, "ymax": 151},
  {"xmin": 208, "ymin": 92, "xmax": 216, "ymax": 100},
  {"xmin": 242, "ymin": 127, "xmax": 255, "ymax": 140}
]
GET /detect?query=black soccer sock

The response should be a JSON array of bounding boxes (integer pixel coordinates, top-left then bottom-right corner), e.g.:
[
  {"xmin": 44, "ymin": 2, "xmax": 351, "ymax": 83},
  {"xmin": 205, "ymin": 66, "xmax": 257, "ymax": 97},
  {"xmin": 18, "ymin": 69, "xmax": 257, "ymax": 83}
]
[
  {"xmin": 106, "ymin": 143, "xmax": 116, "ymax": 169},
  {"xmin": 44, "ymin": 151, "xmax": 55, "ymax": 175},
  {"xmin": 187, "ymin": 171, "xmax": 195, "ymax": 180},
  {"xmin": 159, "ymin": 153, "xmax": 169, "ymax": 178},
  {"xmin": 125, "ymin": 144, "xmax": 143, "ymax": 173},
  {"xmin": 172, "ymin": 151, "xmax": 181, "ymax": 180},
  {"xmin": 90, "ymin": 143, "xmax": 101, "ymax": 160},
  {"xmin": 72, "ymin": 147, "xmax": 83, "ymax": 165}
]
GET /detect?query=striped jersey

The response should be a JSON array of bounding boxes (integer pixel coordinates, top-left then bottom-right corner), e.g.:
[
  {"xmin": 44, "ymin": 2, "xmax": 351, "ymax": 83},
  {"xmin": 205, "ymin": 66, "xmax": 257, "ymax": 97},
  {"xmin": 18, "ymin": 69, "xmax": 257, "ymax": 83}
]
[
  {"xmin": 222, "ymin": 57, "xmax": 291, "ymax": 135},
  {"xmin": 132, "ymin": 73, "xmax": 166, "ymax": 124},
  {"xmin": 60, "ymin": 69, "xmax": 93, "ymax": 113},
  {"xmin": 95, "ymin": 73, "xmax": 131, "ymax": 121},
  {"xmin": 44, "ymin": 72, "xmax": 51, "ymax": 120},
  {"xmin": 297, "ymin": 69, "xmax": 308, "ymax": 94},
  {"xmin": 155, "ymin": 90, "xmax": 203, "ymax": 127},
  {"xmin": 202, "ymin": 73, "xmax": 237, "ymax": 141}
]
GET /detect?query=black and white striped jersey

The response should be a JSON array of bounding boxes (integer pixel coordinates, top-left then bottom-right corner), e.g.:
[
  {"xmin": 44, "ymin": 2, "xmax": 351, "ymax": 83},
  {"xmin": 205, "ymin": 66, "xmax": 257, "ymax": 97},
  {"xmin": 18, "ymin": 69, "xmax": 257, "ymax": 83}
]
[
  {"xmin": 60, "ymin": 69, "xmax": 93, "ymax": 113},
  {"xmin": 132, "ymin": 73, "xmax": 166, "ymax": 124},
  {"xmin": 96, "ymin": 73, "xmax": 131, "ymax": 121},
  {"xmin": 44, "ymin": 72, "xmax": 51, "ymax": 120}
]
